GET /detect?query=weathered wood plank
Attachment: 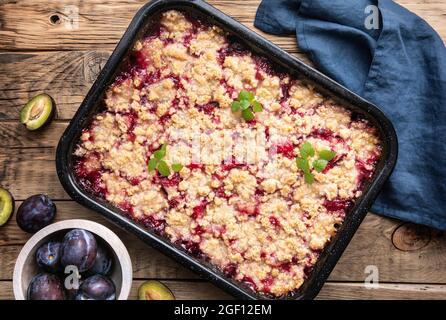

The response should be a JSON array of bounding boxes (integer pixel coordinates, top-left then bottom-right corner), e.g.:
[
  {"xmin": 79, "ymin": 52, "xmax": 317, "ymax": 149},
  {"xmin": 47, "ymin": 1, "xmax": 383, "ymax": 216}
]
[
  {"xmin": 330, "ymin": 215, "xmax": 446, "ymax": 284},
  {"xmin": 0, "ymin": 51, "xmax": 109, "ymax": 120},
  {"xmin": 0, "ymin": 122, "xmax": 67, "ymax": 148},
  {"xmin": 1, "ymin": 201, "xmax": 445, "ymax": 284},
  {"xmin": 0, "ymin": 147, "xmax": 68, "ymax": 200},
  {"xmin": 2, "ymin": 0, "xmax": 446, "ymax": 301},
  {"xmin": 0, "ymin": 0, "xmax": 443, "ymax": 51},
  {"xmin": 317, "ymin": 282, "xmax": 446, "ymax": 300},
  {"xmin": 0, "ymin": 281, "xmax": 14, "ymax": 300},
  {"xmin": 0, "ymin": 0, "xmax": 301, "ymax": 52},
  {"xmin": 2, "ymin": 279, "xmax": 446, "ymax": 300}
]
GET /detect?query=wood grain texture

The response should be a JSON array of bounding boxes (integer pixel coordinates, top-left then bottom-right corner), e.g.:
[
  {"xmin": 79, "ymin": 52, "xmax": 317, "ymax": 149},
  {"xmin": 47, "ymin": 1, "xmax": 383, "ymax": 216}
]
[
  {"xmin": 0, "ymin": 0, "xmax": 444, "ymax": 51},
  {"xmin": 0, "ymin": 0, "xmax": 301, "ymax": 51},
  {"xmin": 0, "ymin": 51, "xmax": 110, "ymax": 120},
  {"xmin": 317, "ymin": 283, "xmax": 446, "ymax": 300},
  {"xmin": 1, "ymin": 280, "xmax": 446, "ymax": 300},
  {"xmin": 0, "ymin": 148, "xmax": 67, "ymax": 200},
  {"xmin": 1, "ymin": 201, "xmax": 445, "ymax": 285},
  {"xmin": 0, "ymin": 122, "xmax": 67, "ymax": 147},
  {"xmin": 1, "ymin": 0, "xmax": 446, "ymax": 300}
]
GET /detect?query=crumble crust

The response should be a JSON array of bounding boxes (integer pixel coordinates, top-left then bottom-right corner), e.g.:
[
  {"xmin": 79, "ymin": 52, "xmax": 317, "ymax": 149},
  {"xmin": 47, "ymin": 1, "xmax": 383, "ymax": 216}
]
[{"xmin": 74, "ymin": 10, "xmax": 381, "ymax": 297}]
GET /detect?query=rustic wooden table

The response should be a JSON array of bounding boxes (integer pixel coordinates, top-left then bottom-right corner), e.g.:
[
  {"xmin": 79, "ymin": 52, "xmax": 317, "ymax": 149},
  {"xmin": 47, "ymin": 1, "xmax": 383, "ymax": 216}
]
[{"xmin": 1, "ymin": 0, "xmax": 445, "ymax": 300}]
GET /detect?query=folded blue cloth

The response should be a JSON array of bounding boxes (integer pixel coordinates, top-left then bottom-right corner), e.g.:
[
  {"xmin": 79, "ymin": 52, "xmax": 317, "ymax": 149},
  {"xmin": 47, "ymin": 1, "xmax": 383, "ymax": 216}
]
[{"xmin": 255, "ymin": 0, "xmax": 446, "ymax": 230}]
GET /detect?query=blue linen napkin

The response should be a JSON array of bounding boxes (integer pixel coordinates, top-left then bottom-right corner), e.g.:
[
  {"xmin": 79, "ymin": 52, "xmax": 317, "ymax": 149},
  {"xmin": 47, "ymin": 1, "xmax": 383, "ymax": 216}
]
[{"xmin": 255, "ymin": 0, "xmax": 446, "ymax": 230}]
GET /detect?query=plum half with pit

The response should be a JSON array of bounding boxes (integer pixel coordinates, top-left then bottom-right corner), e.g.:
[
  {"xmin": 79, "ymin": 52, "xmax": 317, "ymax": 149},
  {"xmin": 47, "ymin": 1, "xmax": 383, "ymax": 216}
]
[
  {"xmin": 138, "ymin": 280, "xmax": 175, "ymax": 300},
  {"xmin": 0, "ymin": 187, "xmax": 14, "ymax": 227},
  {"xmin": 75, "ymin": 275, "xmax": 116, "ymax": 300},
  {"xmin": 16, "ymin": 194, "xmax": 56, "ymax": 233},
  {"xmin": 36, "ymin": 241, "xmax": 62, "ymax": 273},
  {"xmin": 61, "ymin": 229, "xmax": 97, "ymax": 272},
  {"xmin": 20, "ymin": 93, "xmax": 55, "ymax": 131},
  {"xmin": 27, "ymin": 273, "xmax": 65, "ymax": 300},
  {"xmin": 89, "ymin": 243, "xmax": 113, "ymax": 275}
]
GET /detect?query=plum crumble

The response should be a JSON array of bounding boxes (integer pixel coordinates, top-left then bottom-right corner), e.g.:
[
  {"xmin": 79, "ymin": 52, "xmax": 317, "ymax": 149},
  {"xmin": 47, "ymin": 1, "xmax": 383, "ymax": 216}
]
[{"xmin": 73, "ymin": 10, "xmax": 381, "ymax": 297}]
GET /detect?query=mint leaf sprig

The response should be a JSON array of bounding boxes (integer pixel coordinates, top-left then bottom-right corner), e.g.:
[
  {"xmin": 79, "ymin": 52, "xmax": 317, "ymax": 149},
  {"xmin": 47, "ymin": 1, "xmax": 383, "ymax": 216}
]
[
  {"xmin": 148, "ymin": 144, "xmax": 183, "ymax": 177},
  {"xmin": 296, "ymin": 141, "xmax": 336, "ymax": 184},
  {"xmin": 231, "ymin": 90, "xmax": 263, "ymax": 121}
]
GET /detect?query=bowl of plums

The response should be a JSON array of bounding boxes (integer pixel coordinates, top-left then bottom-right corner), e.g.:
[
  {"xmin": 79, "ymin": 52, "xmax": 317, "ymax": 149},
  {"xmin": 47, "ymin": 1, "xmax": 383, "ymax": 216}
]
[{"xmin": 13, "ymin": 218, "xmax": 133, "ymax": 300}]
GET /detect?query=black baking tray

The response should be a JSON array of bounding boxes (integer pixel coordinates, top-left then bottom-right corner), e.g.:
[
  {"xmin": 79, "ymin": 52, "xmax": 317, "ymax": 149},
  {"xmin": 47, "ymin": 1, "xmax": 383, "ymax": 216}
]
[{"xmin": 56, "ymin": 0, "xmax": 398, "ymax": 300}]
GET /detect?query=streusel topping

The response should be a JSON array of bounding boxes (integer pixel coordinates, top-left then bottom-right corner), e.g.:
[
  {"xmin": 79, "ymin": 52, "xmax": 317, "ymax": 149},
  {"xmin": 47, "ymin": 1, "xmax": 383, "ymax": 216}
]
[{"xmin": 74, "ymin": 10, "xmax": 381, "ymax": 297}]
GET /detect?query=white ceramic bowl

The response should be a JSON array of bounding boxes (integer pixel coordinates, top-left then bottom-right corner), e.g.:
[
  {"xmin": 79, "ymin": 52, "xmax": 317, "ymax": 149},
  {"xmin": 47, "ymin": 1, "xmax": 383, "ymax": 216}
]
[{"xmin": 13, "ymin": 219, "xmax": 132, "ymax": 300}]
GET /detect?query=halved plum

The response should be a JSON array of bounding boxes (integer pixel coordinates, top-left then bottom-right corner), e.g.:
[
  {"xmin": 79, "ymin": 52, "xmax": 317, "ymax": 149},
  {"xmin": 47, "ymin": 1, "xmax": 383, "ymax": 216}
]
[
  {"xmin": 138, "ymin": 280, "xmax": 175, "ymax": 300},
  {"xmin": 20, "ymin": 93, "xmax": 55, "ymax": 131},
  {"xmin": 0, "ymin": 187, "xmax": 14, "ymax": 226}
]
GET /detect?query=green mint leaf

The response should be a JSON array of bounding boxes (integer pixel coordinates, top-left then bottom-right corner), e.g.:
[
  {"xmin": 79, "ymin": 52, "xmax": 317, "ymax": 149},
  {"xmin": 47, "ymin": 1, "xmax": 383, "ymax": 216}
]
[
  {"xmin": 313, "ymin": 159, "xmax": 328, "ymax": 172},
  {"xmin": 148, "ymin": 157, "xmax": 158, "ymax": 171},
  {"xmin": 304, "ymin": 172, "xmax": 314, "ymax": 184},
  {"xmin": 319, "ymin": 149, "xmax": 336, "ymax": 161},
  {"xmin": 238, "ymin": 90, "xmax": 254, "ymax": 102},
  {"xmin": 239, "ymin": 100, "xmax": 251, "ymax": 110},
  {"xmin": 157, "ymin": 160, "xmax": 170, "ymax": 177},
  {"xmin": 154, "ymin": 150, "xmax": 164, "ymax": 160},
  {"xmin": 296, "ymin": 157, "xmax": 310, "ymax": 172},
  {"xmin": 300, "ymin": 141, "xmax": 315, "ymax": 158},
  {"xmin": 154, "ymin": 144, "xmax": 167, "ymax": 160},
  {"xmin": 241, "ymin": 108, "xmax": 254, "ymax": 121},
  {"xmin": 231, "ymin": 101, "xmax": 241, "ymax": 112},
  {"xmin": 171, "ymin": 163, "xmax": 184, "ymax": 172},
  {"xmin": 252, "ymin": 101, "xmax": 263, "ymax": 113}
]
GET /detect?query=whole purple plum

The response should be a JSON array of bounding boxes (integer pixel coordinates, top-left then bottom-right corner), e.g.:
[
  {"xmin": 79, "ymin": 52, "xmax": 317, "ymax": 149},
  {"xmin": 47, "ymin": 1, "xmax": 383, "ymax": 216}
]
[
  {"xmin": 75, "ymin": 275, "xmax": 116, "ymax": 300},
  {"xmin": 36, "ymin": 241, "xmax": 62, "ymax": 273},
  {"xmin": 60, "ymin": 229, "xmax": 97, "ymax": 272},
  {"xmin": 16, "ymin": 194, "xmax": 56, "ymax": 233},
  {"xmin": 89, "ymin": 243, "xmax": 113, "ymax": 275},
  {"xmin": 27, "ymin": 273, "xmax": 65, "ymax": 300}
]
